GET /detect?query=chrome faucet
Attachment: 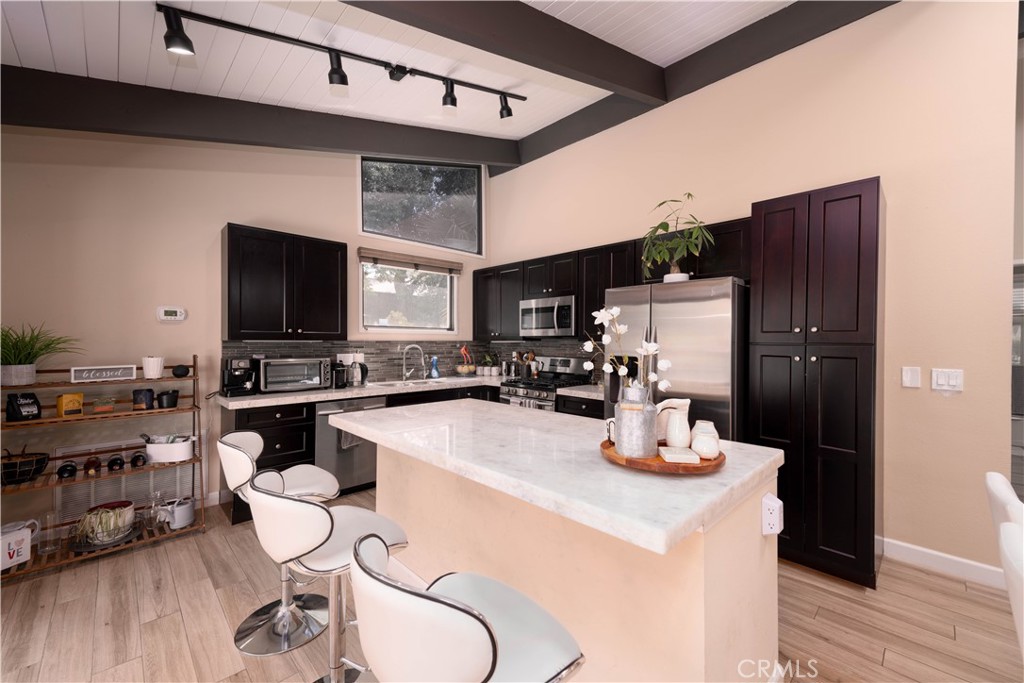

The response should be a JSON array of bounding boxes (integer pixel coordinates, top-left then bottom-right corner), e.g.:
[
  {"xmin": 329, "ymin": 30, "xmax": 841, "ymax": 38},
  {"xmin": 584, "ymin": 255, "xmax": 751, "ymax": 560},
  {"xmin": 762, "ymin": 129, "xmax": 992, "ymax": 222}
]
[{"xmin": 402, "ymin": 344, "xmax": 426, "ymax": 380}]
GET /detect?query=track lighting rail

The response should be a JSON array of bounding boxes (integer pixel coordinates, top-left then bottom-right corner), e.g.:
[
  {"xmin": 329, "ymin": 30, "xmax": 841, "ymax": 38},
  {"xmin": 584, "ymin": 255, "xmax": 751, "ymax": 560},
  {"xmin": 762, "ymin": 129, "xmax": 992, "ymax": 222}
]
[{"xmin": 156, "ymin": 3, "xmax": 526, "ymax": 113}]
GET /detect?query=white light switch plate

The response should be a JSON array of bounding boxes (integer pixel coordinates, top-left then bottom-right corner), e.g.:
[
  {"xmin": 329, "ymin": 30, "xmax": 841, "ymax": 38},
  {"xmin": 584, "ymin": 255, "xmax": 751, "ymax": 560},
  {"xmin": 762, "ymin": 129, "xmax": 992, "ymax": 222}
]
[
  {"xmin": 901, "ymin": 366, "xmax": 921, "ymax": 388},
  {"xmin": 931, "ymin": 368, "xmax": 964, "ymax": 392}
]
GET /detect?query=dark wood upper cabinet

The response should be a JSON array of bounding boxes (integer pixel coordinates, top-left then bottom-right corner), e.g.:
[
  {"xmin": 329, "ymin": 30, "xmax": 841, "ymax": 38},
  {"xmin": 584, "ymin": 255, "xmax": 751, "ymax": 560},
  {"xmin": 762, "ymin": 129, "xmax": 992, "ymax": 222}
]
[
  {"xmin": 635, "ymin": 217, "xmax": 751, "ymax": 284},
  {"xmin": 751, "ymin": 178, "xmax": 879, "ymax": 345},
  {"xmin": 523, "ymin": 252, "xmax": 577, "ymax": 297},
  {"xmin": 472, "ymin": 262, "xmax": 523, "ymax": 341},
  {"xmin": 577, "ymin": 241, "xmax": 636, "ymax": 340},
  {"xmin": 224, "ymin": 223, "xmax": 347, "ymax": 341}
]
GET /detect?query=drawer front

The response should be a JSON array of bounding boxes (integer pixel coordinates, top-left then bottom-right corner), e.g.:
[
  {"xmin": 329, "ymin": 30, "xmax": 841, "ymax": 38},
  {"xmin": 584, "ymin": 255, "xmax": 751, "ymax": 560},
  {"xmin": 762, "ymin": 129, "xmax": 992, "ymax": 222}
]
[
  {"xmin": 556, "ymin": 395, "xmax": 604, "ymax": 419},
  {"xmin": 252, "ymin": 423, "xmax": 315, "ymax": 470},
  {"xmin": 236, "ymin": 403, "xmax": 314, "ymax": 429}
]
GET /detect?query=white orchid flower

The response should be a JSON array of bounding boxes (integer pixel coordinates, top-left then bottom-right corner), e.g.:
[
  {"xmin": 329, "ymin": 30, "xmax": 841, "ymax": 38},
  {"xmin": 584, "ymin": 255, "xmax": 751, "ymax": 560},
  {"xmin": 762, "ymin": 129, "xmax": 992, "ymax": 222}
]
[
  {"xmin": 602, "ymin": 362, "xmax": 614, "ymax": 374},
  {"xmin": 635, "ymin": 340, "xmax": 659, "ymax": 357},
  {"xmin": 617, "ymin": 365, "xmax": 629, "ymax": 376},
  {"xmin": 583, "ymin": 360, "xmax": 595, "ymax": 371},
  {"xmin": 658, "ymin": 379, "xmax": 671, "ymax": 392},
  {"xmin": 582, "ymin": 340, "xmax": 594, "ymax": 353},
  {"xmin": 615, "ymin": 323, "xmax": 628, "ymax": 334},
  {"xmin": 602, "ymin": 334, "xmax": 611, "ymax": 345},
  {"xmin": 648, "ymin": 372, "xmax": 658, "ymax": 382},
  {"xmin": 608, "ymin": 306, "xmax": 621, "ymax": 318},
  {"xmin": 592, "ymin": 309, "xmax": 613, "ymax": 327},
  {"xmin": 657, "ymin": 359, "xmax": 672, "ymax": 371}
]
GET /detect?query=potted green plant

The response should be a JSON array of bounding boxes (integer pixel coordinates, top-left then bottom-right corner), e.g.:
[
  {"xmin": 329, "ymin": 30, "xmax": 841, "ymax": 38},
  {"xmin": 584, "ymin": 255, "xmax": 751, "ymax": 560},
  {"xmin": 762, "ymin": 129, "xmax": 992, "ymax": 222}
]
[
  {"xmin": 1, "ymin": 323, "xmax": 81, "ymax": 386},
  {"xmin": 640, "ymin": 193, "xmax": 714, "ymax": 282}
]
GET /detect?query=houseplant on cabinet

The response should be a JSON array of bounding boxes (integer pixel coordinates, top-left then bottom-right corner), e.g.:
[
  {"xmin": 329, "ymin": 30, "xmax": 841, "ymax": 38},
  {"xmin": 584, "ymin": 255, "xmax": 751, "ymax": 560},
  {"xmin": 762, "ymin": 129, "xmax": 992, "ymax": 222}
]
[
  {"xmin": 640, "ymin": 193, "xmax": 714, "ymax": 282},
  {"xmin": 1, "ymin": 323, "xmax": 80, "ymax": 386}
]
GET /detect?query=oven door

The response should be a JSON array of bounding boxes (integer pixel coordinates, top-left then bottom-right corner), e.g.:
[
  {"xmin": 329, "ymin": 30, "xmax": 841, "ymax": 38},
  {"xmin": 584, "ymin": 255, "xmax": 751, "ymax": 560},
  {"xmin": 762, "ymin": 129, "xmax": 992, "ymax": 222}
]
[
  {"xmin": 519, "ymin": 296, "xmax": 575, "ymax": 337},
  {"xmin": 501, "ymin": 393, "xmax": 554, "ymax": 410}
]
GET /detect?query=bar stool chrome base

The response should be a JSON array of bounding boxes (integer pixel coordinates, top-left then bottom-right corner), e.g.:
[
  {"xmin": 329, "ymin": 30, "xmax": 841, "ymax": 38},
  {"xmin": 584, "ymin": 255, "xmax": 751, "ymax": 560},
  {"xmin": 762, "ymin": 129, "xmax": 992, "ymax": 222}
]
[
  {"xmin": 313, "ymin": 669, "xmax": 361, "ymax": 683},
  {"xmin": 233, "ymin": 592, "xmax": 329, "ymax": 656}
]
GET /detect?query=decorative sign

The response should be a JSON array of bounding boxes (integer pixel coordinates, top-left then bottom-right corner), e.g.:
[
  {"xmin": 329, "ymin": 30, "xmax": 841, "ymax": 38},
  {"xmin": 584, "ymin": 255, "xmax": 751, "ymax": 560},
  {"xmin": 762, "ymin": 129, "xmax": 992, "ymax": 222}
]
[
  {"xmin": 2, "ymin": 527, "xmax": 31, "ymax": 570},
  {"xmin": 70, "ymin": 365, "xmax": 137, "ymax": 383}
]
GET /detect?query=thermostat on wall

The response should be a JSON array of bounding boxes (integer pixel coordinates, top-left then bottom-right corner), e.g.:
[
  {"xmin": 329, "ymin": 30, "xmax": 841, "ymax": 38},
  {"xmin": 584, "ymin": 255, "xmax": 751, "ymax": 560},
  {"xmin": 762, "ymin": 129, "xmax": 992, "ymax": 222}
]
[{"xmin": 156, "ymin": 306, "xmax": 187, "ymax": 322}]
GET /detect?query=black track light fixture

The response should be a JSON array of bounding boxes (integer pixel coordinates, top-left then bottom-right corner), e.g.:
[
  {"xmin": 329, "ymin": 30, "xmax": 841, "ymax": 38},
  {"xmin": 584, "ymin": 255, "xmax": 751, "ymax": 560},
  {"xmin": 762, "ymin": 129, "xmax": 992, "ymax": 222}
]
[
  {"xmin": 442, "ymin": 79, "xmax": 458, "ymax": 108},
  {"xmin": 499, "ymin": 94, "xmax": 513, "ymax": 119},
  {"xmin": 327, "ymin": 51, "xmax": 348, "ymax": 86},
  {"xmin": 162, "ymin": 7, "xmax": 195, "ymax": 56}
]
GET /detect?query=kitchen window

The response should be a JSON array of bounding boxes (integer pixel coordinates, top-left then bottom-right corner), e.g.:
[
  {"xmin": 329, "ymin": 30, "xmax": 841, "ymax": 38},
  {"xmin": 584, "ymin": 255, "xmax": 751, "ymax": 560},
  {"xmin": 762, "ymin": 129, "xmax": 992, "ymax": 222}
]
[
  {"xmin": 359, "ymin": 248, "xmax": 459, "ymax": 331},
  {"xmin": 360, "ymin": 157, "xmax": 482, "ymax": 255}
]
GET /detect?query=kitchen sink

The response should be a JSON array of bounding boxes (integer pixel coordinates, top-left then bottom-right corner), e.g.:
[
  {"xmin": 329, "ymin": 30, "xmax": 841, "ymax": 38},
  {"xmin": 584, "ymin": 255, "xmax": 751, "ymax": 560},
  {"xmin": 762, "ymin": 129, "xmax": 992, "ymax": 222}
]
[{"xmin": 369, "ymin": 378, "xmax": 458, "ymax": 388}]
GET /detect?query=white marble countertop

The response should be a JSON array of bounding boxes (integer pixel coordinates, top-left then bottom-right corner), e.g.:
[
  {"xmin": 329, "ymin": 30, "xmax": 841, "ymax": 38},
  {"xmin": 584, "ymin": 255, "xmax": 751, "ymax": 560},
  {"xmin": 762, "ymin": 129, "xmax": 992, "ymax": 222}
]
[
  {"xmin": 329, "ymin": 399, "xmax": 783, "ymax": 554},
  {"xmin": 557, "ymin": 384, "xmax": 603, "ymax": 400},
  {"xmin": 216, "ymin": 376, "xmax": 502, "ymax": 409}
]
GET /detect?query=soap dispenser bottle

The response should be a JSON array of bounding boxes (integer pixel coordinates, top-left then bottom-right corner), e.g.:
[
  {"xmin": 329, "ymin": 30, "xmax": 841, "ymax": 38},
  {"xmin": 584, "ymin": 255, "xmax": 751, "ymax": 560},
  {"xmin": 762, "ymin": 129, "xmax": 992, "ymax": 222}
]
[{"xmin": 430, "ymin": 356, "xmax": 440, "ymax": 378}]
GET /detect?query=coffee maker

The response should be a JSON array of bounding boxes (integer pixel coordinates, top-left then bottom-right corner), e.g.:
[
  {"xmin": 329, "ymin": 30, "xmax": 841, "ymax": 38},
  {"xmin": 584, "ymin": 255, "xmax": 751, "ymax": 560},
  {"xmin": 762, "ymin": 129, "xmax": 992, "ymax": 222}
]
[{"xmin": 220, "ymin": 358, "xmax": 258, "ymax": 397}]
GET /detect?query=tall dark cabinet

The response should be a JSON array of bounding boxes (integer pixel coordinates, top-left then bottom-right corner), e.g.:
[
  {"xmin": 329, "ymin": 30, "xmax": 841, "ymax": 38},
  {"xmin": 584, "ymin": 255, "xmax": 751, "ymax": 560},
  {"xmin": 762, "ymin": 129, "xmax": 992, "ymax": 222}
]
[
  {"xmin": 224, "ymin": 223, "xmax": 347, "ymax": 341},
  {"xmin": 472, "ymin": 263, "xmax": 523, "ymax": 341},
  {"xmin": 576, "ymin": 241, "xmax": 636, "ymax": 340},
  {"xmin": 748, "ymin": 177, "xmax": 881, "ymax": 587}
]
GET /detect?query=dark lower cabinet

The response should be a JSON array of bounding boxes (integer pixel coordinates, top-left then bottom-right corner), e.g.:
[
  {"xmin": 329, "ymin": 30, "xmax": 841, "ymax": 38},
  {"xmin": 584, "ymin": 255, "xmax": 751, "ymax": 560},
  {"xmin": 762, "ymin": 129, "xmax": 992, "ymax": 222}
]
[
  {"xmin": 224, "ymin": 223, "xmax": 347, "ymax": 341},
  {"xmin": 577, "ymin": 241, "xmax": 636, "ymax": 340},
  {"xmin": 222, "ymin": 403, "xmax": 317, "ymax": 524},
  {"xmin": 385, "ymin": 385, "xmax": 497, "ymax": 407},
  {"xmin": 555, "ymin": 394, "xmax": 603, "ymax": 419},
  {"xmin": 749, "ymin": 344, "xmax": 878, "ymax": 587}
]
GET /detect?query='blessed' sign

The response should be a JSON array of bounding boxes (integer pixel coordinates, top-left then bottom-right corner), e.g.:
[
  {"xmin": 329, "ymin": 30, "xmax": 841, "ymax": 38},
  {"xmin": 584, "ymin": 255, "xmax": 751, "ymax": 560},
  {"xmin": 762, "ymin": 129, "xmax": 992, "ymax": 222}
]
[{"xmin": 70, "ymin": 365, "xmax": 137, "ymax": 383}]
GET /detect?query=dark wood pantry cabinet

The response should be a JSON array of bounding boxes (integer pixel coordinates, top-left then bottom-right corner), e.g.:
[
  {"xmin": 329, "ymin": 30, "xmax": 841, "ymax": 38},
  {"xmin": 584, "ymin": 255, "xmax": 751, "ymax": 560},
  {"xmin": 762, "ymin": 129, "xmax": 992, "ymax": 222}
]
[
  {"xmin": 523, "ymin": 252, "xmax": 577, "ymax": 298},
  {"xmin": 747, "ymin": 177, "xmax": 881, "ymax": 588},
  {"xmin": 224, "ymin": 223, "xmax": 347, "ymax": 341},
  {"xmin": 576, "ymin": 240, "xmax": 636, "ymax": 340},
  {"xmin": 472, "ymin": 262, "xmax": 523, "ymax": 341}
]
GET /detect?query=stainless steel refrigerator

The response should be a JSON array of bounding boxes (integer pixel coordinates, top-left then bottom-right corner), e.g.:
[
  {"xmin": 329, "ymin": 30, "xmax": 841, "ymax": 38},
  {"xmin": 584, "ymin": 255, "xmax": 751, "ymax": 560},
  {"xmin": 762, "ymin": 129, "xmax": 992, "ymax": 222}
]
[{"xmin": 603, "ymin": 277, "xmax": 748, "ymax": 439}]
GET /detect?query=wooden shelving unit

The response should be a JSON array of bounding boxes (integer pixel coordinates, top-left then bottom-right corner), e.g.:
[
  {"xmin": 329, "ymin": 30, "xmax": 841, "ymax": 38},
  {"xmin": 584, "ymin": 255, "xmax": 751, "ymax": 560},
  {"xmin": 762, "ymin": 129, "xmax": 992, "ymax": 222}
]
[{"xmin": 0, "ymin": 354, "xmax": 206, "ymax": 583}]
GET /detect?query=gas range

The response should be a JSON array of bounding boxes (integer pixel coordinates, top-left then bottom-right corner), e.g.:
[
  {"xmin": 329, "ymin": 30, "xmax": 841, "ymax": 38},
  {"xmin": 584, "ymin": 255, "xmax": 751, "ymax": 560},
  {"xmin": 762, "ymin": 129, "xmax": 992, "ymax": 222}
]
[{"xmin": 500, "ymin": 356, "xmax": 591, "ymax": 410}]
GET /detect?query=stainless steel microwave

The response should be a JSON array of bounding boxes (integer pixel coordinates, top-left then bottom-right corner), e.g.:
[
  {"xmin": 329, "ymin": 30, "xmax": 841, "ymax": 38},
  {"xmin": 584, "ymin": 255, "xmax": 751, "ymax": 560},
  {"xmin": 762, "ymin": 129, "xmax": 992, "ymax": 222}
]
[
  {"xmin": 258, "ymin": 358, "xmax": 332, "ymax": 393},
  {"xmin": 519, "ymin": 295, "xmax": 576, "ymax": 337}
]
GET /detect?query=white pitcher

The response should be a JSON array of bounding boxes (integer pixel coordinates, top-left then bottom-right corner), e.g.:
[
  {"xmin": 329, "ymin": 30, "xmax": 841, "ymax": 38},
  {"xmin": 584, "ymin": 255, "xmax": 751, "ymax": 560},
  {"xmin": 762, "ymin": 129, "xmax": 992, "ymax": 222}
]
[{"xmin": 655, "ymin": 398, "xmax": 691, "ymax": 444}]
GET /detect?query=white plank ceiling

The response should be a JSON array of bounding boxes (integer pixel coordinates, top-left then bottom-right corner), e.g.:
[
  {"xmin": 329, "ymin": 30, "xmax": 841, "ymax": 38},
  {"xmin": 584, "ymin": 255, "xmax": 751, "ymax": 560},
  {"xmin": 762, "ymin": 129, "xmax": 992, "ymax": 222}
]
[{"xmin": 1, "ymin": 1, "xmax": 793, "ymax": 140}]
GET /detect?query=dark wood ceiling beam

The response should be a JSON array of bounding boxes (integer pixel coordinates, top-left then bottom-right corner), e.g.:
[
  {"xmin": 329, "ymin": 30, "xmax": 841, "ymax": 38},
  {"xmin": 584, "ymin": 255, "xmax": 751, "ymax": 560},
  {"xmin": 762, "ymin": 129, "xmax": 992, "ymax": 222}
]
[
  {"xmin": 0, "ymin": 65, "xmax": 521, "ymax": 167},
  {"xmin": 665, "ymin": 1, "xmax": 898, "ymax": 101},
  {"xmin": 346, "ymin": 1, "xmax": 667, "ymax": 106}
]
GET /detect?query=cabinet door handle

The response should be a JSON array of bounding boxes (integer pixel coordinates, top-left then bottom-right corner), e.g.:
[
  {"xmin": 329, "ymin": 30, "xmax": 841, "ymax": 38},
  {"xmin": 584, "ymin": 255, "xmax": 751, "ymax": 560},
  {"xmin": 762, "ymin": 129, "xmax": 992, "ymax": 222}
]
[
  {"xmin": 275, "ymin": 413, "xmax": 282, "ymax": 419},
  {"xmin": 275, "ymin": 443, "xmax": 282, "ymax": 450},
  {"xmin": 581, "ymin": 404, "xmax": 586, "ymax": 409},
  {"xmin": 287, "ymin": 328, "xmax": 293, "ymax": 333},
  {"xmin": 810, "ymin": 326, "xmax": 818, "ymax": 333},
  {"xmin": 810, "ymin": 356, "xmax": 818, "ymax": 362},
  {"xmin": 793, "ymin": 327, "xmax": 801, "ymax": 333},
  {"xmin": 794, "ymin": 356, "xmax": 801, "ymax": 362},
  {"xmin": 297, "ymin": 329, "xmax": 303, "ymax": 333}
]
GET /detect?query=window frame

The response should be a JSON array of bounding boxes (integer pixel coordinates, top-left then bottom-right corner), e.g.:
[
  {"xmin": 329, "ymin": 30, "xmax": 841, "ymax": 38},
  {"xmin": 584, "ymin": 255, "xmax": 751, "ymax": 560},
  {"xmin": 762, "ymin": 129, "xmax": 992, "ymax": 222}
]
[
  {"xmin": 358, "ymin": 261, "xmax": 458, "ymax": 334},
  {"xmin": 358, "ymin": 156, "xmax": 485, "ymax": 258}
]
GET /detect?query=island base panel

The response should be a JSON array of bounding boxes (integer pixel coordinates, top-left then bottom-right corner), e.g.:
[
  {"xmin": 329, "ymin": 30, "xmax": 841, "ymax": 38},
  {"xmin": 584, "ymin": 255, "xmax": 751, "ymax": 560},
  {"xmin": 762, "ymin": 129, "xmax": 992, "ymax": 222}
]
[{"xmin": 376, "ymin": 447, "xmax": 778, "ymax": 682}]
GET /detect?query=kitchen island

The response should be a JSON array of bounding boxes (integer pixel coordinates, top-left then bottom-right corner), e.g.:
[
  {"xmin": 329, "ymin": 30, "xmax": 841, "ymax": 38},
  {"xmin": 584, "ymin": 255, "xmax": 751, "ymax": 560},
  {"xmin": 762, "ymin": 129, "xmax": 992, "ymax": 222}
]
[{"xmin": 330, "ymin": 399, "xmax": 784, "ymax": 682}]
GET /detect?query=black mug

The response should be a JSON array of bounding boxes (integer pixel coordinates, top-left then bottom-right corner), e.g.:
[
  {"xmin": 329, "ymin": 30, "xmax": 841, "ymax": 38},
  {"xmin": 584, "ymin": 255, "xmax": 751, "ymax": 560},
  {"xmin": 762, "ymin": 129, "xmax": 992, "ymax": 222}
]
[
  {"xmin": 132, "ymin": 388, "xmax": 155, "ymax": 410},
  {"xmin": 156, "ymin": 390, "xmax": 179, "ymax": 409}
]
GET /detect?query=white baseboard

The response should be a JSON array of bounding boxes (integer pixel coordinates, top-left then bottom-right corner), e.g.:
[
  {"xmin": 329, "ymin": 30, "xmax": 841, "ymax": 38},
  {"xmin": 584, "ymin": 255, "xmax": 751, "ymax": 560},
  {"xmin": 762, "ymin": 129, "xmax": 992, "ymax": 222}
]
[
  {"xmin": 881, "ymin": 536, "xmax": 1006, "ymax": 589},
  {"xmin": 203, "ymin": 490, "xmax": 231, "ymax": 507}
]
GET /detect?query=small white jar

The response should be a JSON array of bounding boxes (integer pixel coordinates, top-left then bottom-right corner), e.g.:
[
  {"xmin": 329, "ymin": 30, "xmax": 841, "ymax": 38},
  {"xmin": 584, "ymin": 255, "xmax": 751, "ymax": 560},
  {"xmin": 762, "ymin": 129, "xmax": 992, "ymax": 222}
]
[{"xmin": 690, "ymin": 420, "xmax": 720, "ymax": 459}]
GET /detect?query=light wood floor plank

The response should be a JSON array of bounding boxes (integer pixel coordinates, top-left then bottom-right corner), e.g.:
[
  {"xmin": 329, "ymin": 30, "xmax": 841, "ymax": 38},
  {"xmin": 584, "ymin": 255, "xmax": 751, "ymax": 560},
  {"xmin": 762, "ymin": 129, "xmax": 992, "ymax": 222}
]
[
  {"xmin": 178, "ymin": 577, "xmax": 245, "ymax": 682},
  {"xmin": 1, "ymin": 581, "xmax": 20, "ymax": 620},
  {"xmin": 883, "ymin": 648, "xmax": 971, "ymax": 683},
  {"xmin": 55, "ymin": 558, "xmax": 98, "ymax": 604},
  {"xmin": 3, "ymin": 662, "xmax": 41, "ymax": 682},
  {"xmin": 219, "ymin": 671, "xmax": 251, "ymax": 683},
  {"xmin": 141, "ymin": 612, "xmax": 198, "ymax": 683},
  {"xmin": 91, "ymin": 658, "xmax": 144, "ymax": 683},
  {"xmin": 779, "ymin": 606, "xmax": 884, "ymax": 665},
  {"xmin": 953, "ymin": 624, "xmax": 1024, "ymax": 671},
  {"xmin": 780, "ymin": 615, "xmax": 911, "ymax": 682},
  {"xmin": 195, "ymin": 526, "xmax": 248, "ymax": 590},
  {"xmin": 965, "ymin": 581, "xmax": 1012, "ymax": 601},
  {"xmin": 164, "ymin": 536, "xmax": 210, "ymax": 589},
  {"xmin": 226, "ymin": 528, "xmax": 282, "ymax": 595},
  {"xmin": 38, "ymin": 593, "xmax": 96, "ymax": 682},
  {"xmin": 877, "ymin": 570, "xmax": 1016, "ymax": 623},
  {"xmin": 814, "ymin": 606, "xmax": 1020, "ymax": 682},
  {"xmin": 92, "ymin": 553, "xmax": 141, "ymax": 674},
  {"xmin": 1, "ymin": 573, "xmax": 59, "ymax": 673},
  {"xmin": 134, "ymin": 543, "xmax": 179, "ymax": 623},
  {"xmin": 882, "ymin": 559, "xmax": 969, "ymax": 594},
  {"xmin": 780, "ymin": 591, "xmax": 819, "ymax": 619},
  {"xmin": 215, "ymin": 581, "xmax": 299, "ymax": 683}
]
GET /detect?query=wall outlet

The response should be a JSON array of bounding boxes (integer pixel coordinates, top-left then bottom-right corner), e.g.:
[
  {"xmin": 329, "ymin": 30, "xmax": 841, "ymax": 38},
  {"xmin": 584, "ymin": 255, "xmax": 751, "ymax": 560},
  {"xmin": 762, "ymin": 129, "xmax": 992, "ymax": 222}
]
[{"xmin": 762, "ymin": 493, "xmax": 784, "ymax": 536}]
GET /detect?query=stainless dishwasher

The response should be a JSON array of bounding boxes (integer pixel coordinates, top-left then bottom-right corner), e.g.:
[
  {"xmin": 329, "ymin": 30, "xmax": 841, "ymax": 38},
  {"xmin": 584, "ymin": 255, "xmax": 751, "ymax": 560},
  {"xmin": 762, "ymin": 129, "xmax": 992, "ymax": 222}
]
[{"xmin": 315, "ymin": 397, "xmax": 385, "ymax": 493}]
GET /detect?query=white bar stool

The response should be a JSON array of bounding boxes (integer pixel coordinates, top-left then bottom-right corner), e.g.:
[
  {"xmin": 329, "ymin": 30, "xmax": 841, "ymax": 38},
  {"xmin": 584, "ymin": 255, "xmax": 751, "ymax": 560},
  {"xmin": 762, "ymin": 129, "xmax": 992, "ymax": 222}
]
[
  {"xmin": 351, "ymin": 532, "xmax": 585, "ymax": 682},
  {"xmin": 247, "ymin": 475, "xmax": 407, "ymax": 683},
  {"xmin": 218, "ymin": 431, "xmax": 342, "ymax": 656}
]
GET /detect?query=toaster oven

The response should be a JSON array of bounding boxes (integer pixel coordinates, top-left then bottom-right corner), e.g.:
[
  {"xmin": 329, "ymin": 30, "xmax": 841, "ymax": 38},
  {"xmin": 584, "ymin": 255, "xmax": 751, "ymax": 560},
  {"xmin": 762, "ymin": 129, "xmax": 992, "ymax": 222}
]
[{"xmin": 258, "ymin": 358, "xmax": 332, "ymax": 393}]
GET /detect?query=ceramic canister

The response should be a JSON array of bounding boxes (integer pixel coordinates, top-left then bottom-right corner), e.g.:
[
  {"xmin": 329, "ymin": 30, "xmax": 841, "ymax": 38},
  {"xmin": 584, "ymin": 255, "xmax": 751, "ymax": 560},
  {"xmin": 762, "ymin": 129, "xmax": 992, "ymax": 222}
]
[{"xmin": 690, "ymin": 420, "xmax": 720, "ymax": 460}]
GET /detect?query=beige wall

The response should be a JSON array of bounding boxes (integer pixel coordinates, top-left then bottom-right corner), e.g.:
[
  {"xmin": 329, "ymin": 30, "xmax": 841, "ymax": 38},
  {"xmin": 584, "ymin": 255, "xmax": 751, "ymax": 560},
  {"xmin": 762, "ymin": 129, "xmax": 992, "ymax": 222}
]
[
  {"xmin": 0, "ymin": 129, "xmax": 480, "ymax": 493},
  {"xmin": 486, "ymin": 2, "xmax": 1018, "ymax": 565}
]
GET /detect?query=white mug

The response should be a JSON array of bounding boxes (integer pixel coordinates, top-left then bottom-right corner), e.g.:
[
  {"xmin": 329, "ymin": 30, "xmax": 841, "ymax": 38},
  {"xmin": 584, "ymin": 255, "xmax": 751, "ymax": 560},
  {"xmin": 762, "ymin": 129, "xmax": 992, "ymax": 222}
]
[
  {"xmin": 1, "ymin": 519, "xmax": 39, "ymax": 542},
  {"xmin": 142, "ymin": 356, "xmax": 164, "ymax": 380}
]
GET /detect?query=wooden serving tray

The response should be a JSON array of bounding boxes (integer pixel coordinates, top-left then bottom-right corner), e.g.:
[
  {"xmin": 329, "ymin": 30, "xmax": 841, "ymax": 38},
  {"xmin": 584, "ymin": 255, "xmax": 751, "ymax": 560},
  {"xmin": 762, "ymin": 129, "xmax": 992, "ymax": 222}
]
[{"xmin": 600, "ymin": 440, "xmax": 725, "ymax": 474}]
